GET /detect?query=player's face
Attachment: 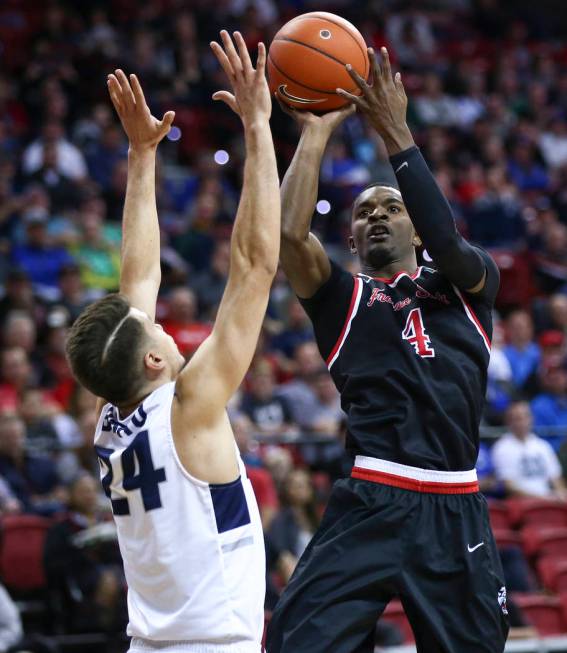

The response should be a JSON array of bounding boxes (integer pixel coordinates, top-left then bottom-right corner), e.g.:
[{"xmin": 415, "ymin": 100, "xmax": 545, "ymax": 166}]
[{"xmin": 350, "ymin": 187, "xmax": 416, "ymax": 269}]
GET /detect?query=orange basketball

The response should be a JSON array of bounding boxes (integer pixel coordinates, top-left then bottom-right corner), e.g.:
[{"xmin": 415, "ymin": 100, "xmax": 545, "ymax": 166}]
[{"xmin": 268, "ymin": 12, "xmax": 369, "ymax": 113}]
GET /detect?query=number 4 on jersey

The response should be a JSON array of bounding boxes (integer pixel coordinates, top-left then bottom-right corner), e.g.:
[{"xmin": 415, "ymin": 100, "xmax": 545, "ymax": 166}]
[{"xmin": 402, "ymin": 308, "xmax": 435, "ymax": 358}]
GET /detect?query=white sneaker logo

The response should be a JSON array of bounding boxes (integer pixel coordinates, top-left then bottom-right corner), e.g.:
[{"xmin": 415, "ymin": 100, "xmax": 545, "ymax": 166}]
[
  {"xmin": 467, "ymin": 542, "xmax": 484, "ymax": 553},
  {"xmin": 395, "ymin": 161, "xmax": 409, "ymax": 173}
]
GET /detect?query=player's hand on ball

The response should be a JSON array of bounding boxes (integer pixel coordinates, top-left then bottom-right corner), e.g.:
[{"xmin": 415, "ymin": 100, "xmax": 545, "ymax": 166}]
[
  {"xmin": 337, "ymin": 47, "xmax": 413, "ymax": 152},
  {"xmin": 107, "ymin": 70, "xmax": 175, "ymax": 150},
  {"xmin": 276, "ymin": 96, "xmax": 355, "ymax": 135},
  {"xmin": 210, "ymin": 31, "xmax": 271, "ymax": 126}
]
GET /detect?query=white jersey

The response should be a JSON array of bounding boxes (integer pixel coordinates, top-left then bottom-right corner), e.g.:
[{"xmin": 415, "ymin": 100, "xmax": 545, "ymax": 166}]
[{"xmin": 93, "ymin": 382, "xmax": 265, "ymax": 647}]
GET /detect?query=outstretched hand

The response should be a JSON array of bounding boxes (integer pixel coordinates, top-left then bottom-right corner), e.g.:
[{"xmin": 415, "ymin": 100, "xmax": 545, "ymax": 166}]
[
  {"xmin": 337, "ymin": 47, "xmax": 414, "ymax": 153},
  {"xmin": 107, "ymin": 70, "xmax": 175, "ymax": 150},
  {"xmin": 276, "ymin": 96, "xmax": 356, "ymax": 135},
  {"xmin": 210, "ymin": 31, "xmax": 271, "ymax": 127}
]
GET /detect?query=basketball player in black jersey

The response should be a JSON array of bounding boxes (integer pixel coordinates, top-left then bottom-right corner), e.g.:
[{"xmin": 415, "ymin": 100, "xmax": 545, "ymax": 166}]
[{"xmin": 266, "ymin": 47, "xmax": 508, "ymax": 653}]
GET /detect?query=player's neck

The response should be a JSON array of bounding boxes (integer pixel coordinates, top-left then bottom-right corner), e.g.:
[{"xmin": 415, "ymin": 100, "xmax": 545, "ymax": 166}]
[
  {"xmin": 116, "ymin": 379, "xmax": 165, "ymax": 418},
  {"xmin": 362, "ymin": 251, "xmax": 418, "ymax": 280}
]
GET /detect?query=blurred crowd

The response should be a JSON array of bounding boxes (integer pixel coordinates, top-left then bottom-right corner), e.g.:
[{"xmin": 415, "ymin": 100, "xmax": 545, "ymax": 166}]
[{"xmin": 2, "ymin": 0, "xmax": 567, "ymax": 646}]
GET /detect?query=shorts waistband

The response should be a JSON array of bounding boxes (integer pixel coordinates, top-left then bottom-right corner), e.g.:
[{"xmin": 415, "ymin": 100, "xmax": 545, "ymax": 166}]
[
  {"xmin": 129, "ymin": 638, "xmax": 262, "ymax": 653},
  {"xmin": 351, "ymin": 455, "xmax": 479, "ymax": 494}
]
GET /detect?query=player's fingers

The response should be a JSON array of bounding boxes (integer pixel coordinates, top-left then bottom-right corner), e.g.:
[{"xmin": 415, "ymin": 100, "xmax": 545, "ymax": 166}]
[
  {"xmin": 380, "ymin": 47, "xmax": 393, "ymax": 83},
  {"xmin": 107, "ymin": 75, "xmax": 123, "ymax": 113},
  {"xmin": 234, "ymin": 31, "xmax": 253, "ymax": 77},
  {"xmin": 345, "ymin": 64, "xmax": 370, "ymax": 97},
  {"xmin": 275, "ymin": 93, "xmax": 297, "ymax": 117},
  {"xmin": 210, "ymin": 41, "xmax": 236, "ymax": 81},
  {"xmin": 115, "ymin": 69, "xmax": 136, "ymax": 110},
  {"xmin": 255, "ymin": 42, "xmax": 266, "ymax": 78},
  {"xmin": 159, "ymin": 110, "xmax": 176, "ymax": 132},
  {"xmin": 220, "ymin": 30, "xmax": 243, "ymax": 78},
  {"xmin": 394, "ymin": 71, "xmax": 406, "ymax": 97},
  {"xmin": 336, "ymin": 88, "xmax": 365, "ymax": 109},
  {"xmin": 129, "ymin": 74, "xmax": 148, "ymax": 111},
  {"xmin": 212, "ymin": 90, "xmax": 239, "ymax": 114},
  {"xmin": 368, "ymin": 48, "xmax": 380, "ymax": 86}
]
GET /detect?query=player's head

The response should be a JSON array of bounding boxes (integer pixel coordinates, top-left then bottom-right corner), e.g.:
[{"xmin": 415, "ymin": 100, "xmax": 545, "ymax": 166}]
[
  {"xmin": 66, "ymin": 294, "xmax": 185, "ymax": 406},
  {"xmin": 349, "ymin": 183, "xmax": 421, "ymax": 269}
]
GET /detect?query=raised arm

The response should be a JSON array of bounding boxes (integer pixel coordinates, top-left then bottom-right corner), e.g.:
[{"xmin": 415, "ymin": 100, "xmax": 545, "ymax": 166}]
[
  {"xmin": 175, "ymin": 32, "xmax": 279, "ymax": 420},
  {"xmin": 278, "ymin": 105, "xmax": 353, "ymax": 298},
  {"xmin": 107, "ymin": 70, "xmax": 174, "ymax": 320},
  {"xmin": 339, "ymin": 48, "xmax": 498, "ymax": 300}
]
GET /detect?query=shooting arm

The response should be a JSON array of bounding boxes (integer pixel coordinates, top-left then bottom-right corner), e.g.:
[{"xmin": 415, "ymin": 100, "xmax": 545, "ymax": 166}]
[{"xmin": 280, "ymin": 127, "xmax": 331, "ymax": 298}]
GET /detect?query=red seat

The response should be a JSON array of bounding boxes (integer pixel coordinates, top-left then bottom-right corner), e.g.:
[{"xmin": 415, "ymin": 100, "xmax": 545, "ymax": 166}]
[
  {"xmin": 537, "ymin": 557, "xmax": 567, "ymax": 594},
  {"xmin": 488, "ymin": 501, "xmax": 510, "ymax": 530},
  {"xmin": 507, "ymin": 499, "xmax": 567, "ymax": 528},
  {"xmin": 512, "ymin": 593, "xmax": 565, "ymax": 635},
  {"xmin": 0, "ymin": 515, "xmax": 51, "ymax": 593},
  {"xmin": 381, "ymin": 599, "xmax": 414, "ymax": 643},
  {"xmin": 492, "ymin": 528, "xmax": 521, "ymax": 549},
  {"xmin": 522, "ymin": 527, "xmax": 567, "ymax": 558}
]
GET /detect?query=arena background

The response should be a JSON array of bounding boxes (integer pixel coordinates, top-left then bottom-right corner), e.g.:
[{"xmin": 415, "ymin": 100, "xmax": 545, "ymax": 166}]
[{"xmin": 1, "ymin": 0, "xmax": 567, "ymax": 651}]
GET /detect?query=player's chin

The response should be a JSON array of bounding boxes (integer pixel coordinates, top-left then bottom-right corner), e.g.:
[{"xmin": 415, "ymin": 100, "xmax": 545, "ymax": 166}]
[{"xmin": 365, "ymin": 242, "xmax": 394, "ymax": 266}]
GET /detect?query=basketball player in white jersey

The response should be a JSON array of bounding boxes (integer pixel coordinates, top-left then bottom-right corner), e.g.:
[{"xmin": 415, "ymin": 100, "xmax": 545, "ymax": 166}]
[{"xmin": 65, "ymin": 32, "xmax": 278, "ymax": 653}]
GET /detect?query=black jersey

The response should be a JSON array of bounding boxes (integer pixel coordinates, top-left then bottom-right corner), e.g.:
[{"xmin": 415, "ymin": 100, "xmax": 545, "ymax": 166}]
[{"xmin": 299, "ymin": 250, "xmax": 499, "ymax": 471}]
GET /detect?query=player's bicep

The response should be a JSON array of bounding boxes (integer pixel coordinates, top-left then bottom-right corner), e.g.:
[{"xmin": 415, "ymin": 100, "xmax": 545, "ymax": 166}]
[
  {"xmin": 175, "ymin": 271, "xmax": 271, "ymax": 423},
  {"xmin": 280, "ymin": 232, "xmax": 331, "ymax": 299}
]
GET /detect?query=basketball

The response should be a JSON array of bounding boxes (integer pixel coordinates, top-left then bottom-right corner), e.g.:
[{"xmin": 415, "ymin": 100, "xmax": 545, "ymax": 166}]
[{"xmin": 268, "ymin": 12, "xmax": 369, "ymax": 113}]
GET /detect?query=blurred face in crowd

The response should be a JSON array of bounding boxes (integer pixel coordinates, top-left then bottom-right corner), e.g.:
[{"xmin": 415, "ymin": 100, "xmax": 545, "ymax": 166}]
[
  {"xmin": 5, "ymin": 273, "xmax": 33, "ymax": 307},
  {"xmin": 549, "ymin": 294, "xmax": 567, "ymax": 330},
  {"xmin": 250, "ymin": 363, "xmax": 275, "ymax": 400},
  {"xmin": 506, "ymin": 402, "xmax": 532, "ymax": 440},
  {"xmin": 3, "ymin": 312, "xmax": 36, "ymax": 352},
  {"xmin": 506, "ymin": 310, "xmax": 534, "ymax": 348},
  {"xmin": 59, "ymin": 266, "xmax": 83, "ymax": 298},
  {"xmin": 69, "ymin": 474, "xmax": 99, "ymax": 516},
  {"xmin": 313, "ymin": 370, "xmax": 338, "ymax": 404},
  {"xmin": 285, "ymin": 469, "xmax": 313, "ymax": 508},
  {"xmin": 287, "ymin": 297, "xmax": 308, "ymax": 329},
  {"xmin": 0, "ymin": 416, "xmax": 26, "ymax": 460},
  {"xmin": 19, "ymin": 389, "xmax": 47, "ymax": 424},
  {"xmin": 0, "ymin": 347, "xmax": 32, "ymax": 389},
  {"xmin": 25, "ymin": 221, "xmax": 48, "ymax": 247},
  {"xmin": 542, "ymin": 365, "xmax": 567, "ymax": 396},
  {"xmin": 211, "ymin": 241, "xmax": 231, "ymax": 277},
  {"xmin": 294, "ymin": 342, "xmax": 321, "ymax": 379},
  {"xmin": 168, "ymin": 288, "xmax": 197, "ymax": 323}
]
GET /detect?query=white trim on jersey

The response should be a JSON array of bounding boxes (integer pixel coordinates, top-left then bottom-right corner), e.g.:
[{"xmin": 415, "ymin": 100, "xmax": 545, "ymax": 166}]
[
  {"xmin": 354, "ymin": 455, "xmax": 478, "ymax": 484},
  {"xmin": 327, "ymin": 277, "xmax": 363, "ymax": 370},
  {"xmin": 451, "ymin": 285, "xmax": 491, "ymax": 354}
]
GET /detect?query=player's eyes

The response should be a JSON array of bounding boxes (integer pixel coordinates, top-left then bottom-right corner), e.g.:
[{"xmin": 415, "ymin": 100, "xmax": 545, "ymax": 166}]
[
  {"xmin": 358, "ymin": 209, "xmax": 371, "ymax": 218},
  {"xmin": 388, "ymin": 206, "xmax": 400, "ymax": 214}
]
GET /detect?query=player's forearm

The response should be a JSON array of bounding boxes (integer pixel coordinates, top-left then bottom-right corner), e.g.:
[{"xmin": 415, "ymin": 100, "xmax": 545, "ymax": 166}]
[
  {"xmin": 281, "ymin": 127, "xmax": 329, "ymax": 242},
  {"xmin": 390, "ymin": 145, "xmax": 485, "ymax": 290},
  {"xmin": 120, "ymin": 147, "xmax": 161, "ymax": 287},
  {"xmin": 231, "ymin": 120, "xmax": 280, "ymax": 276}
]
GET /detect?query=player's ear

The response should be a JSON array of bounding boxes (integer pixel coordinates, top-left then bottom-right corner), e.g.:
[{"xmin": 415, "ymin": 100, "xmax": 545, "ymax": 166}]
[
  {"xmin": 412, "ymin": 232, "xmax": 422, "ymax": 248},
  {"xmin": 348, "ymin": 236, "xmax": 357, "ymax": 254},
  {"xmin": 144, "ymin": 350, "xmax": 166, "ymax": 373}
]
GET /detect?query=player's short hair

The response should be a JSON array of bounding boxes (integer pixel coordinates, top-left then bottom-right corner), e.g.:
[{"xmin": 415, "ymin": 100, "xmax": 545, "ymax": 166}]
[
  {"xmin": 66, "ymin": 294, "xmax": 148, "ymax": 405},
  {"xmin": 354, "ymin": 181, "xmax": 402, "ymax": 207}
]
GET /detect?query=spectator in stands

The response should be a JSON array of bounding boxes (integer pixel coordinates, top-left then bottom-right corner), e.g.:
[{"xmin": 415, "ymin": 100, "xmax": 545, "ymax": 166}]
[
  {"xmin": 503, "ymin": 310, "xmax": 540, "ymax": 396},
  {"xmin": 53, "ymin": 263, "xmax": 93, "ymax": 323},
  {"xmin": 268, "ymin": 468, "xmax": 320, "ymax": 577},
  {"xmin": 10, "ymin": 211, "xmax": 75, "ymax": 299},
  {"xmin": 0, "ymin": 270, "xmax": 40, "ymax": 327},
  {"xmin": 44, "ymin": 473, "xmax": 125, "ymax": 633},
  {"xmin": 232, "ymin": 412, "xmax": 279, "ymax": 530},
  {"xmin": 277, "ymin": 341, "xmax": 323, "ymax": 429},
  {"xmin": 485, "ymin": 321, "xmax": 514, "ymax": 423},
  {"xmin": 22, "ymin": 120, "xmax": 87, "ymax": 182},
  {"xmin": 534, "ymin": 219, "xmax": 567, "ymax": 293},
  {"xmin": 191, "ymin": 239, "xmax": 230, "ymax": 317},
  {"xmin": 70, "ymin": 211, "xmax": 120, "ymax": 292},
  {"xmin": 271, "ymin": 296, "xmax": 313, "ymax": 360},
  {"xmin": 0, "ymin": 347, "xmax": 35, "ymax": 412},
  {"xmin": 491, "ymin": 401, "xmax": 566, "ymax": 498},
  {"xmin": 476, "ymin": 442, "xmax": 504, "ymax": 498},
  {"xmin": 161, "ymin": 287, "xmax": 211, "ymax": 358},
  {"xmin": 240, "ymin": 360, "xmax": 297, "ymax": 438},
  {"xmin": 414, "ymin": 72, "xmax": 458, "ymax": 127},
  {"xmin": 0, "ymin": 414, "xmax": 65, "ymax": 514},
  {"xmin": 531, "ymin": 361, "xmax": 567, "ymax": 431},
  {"xmin": 0, "ymin": 583, "xmax": 23, "ymax": 652}
]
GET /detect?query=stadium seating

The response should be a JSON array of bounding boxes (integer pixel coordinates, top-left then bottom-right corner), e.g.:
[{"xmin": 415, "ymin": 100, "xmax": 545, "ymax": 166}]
[
  {"xmin": 507, "ymin": 499, "xmax": 567, "ymax": 529},
  {"xmin": 521, "ymin": 527, "xmax": 567, "ymax": 559},
  {"xmin": 492, "ymin": 528, "xmax": 522, "ymax": 549},
  {"xmin": 488, "ymin": 501, "xmax": 511, "ymax": 530},
  {"xmin": 512, "ymin": 593, "xmax": 565, "ymax": 636},
  {"xmin": 0, "ymin": 515, "xmax": 51, "ymax": 594},
  {"xmin": 537, "ymin": 556, "xmax": 567, "ymax": 594}
]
